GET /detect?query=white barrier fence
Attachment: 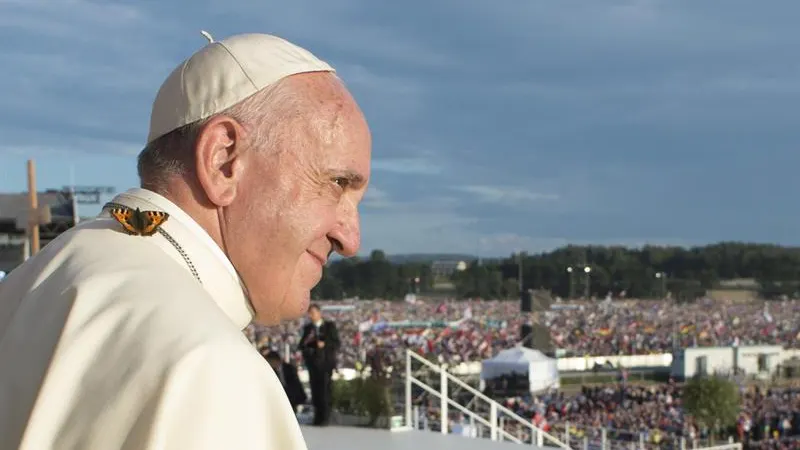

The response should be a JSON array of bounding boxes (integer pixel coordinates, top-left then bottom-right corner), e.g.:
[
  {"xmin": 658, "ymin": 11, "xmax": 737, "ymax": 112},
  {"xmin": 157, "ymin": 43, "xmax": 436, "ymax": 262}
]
[
  {"xmin": 297, "ymin": 352, "xmax": 674, "ymax": 383},
  {"xmin": 295, "ymin": 348, "xmax": 800, "ymax": 383}
]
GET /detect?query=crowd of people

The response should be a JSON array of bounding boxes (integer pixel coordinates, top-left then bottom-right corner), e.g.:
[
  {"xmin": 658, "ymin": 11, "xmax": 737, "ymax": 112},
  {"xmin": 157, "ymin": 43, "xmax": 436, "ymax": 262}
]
[
  {"xmin": 247, "ymin": 297, "xmax": 800, "ymax": 449},
  {"xmin": 247, "ymin": 297, "xmax": 800, "ymax": 370},
  {"xmin": 505, "ymin": 384, "xmax": 800, "ymax": 449},
  {"xmin": 410, "ymin": 383, "xmax": 800, "ymax": 449}
]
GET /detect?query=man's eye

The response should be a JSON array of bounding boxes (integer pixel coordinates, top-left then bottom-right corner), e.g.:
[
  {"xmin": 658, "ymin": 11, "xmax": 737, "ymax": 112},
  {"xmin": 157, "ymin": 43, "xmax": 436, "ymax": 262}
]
[{"xmin": 333, "ymin": 177, "xmax": 350, "ymax": 189}]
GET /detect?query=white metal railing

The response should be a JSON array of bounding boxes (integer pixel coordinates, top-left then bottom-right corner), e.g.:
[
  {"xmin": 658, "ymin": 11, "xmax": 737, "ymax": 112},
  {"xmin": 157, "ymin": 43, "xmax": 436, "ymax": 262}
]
[
  {"xmin": 691, "ymin": 444, "xmax": 742, "ymax": 450},
  {"xmin": 404, "ymin": 349, "xmax": 571, "ymax": 449},
  {"xmin": 544, "ymin": 422, "xmax": 747, "ymax": 450}
]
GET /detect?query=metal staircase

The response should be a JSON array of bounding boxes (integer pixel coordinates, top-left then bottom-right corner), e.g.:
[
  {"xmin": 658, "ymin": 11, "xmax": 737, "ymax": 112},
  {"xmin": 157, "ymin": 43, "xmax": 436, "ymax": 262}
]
[{"xmin": 403, "ymin": 349, "xmax": 571, "ymax": 449}]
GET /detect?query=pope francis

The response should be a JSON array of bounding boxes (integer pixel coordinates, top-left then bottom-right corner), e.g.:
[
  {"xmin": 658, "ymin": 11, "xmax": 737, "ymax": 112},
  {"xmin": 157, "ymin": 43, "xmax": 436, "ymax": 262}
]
[{"xmin": 0, "ymin": 32, "xmax": 371, "ymax": 450}]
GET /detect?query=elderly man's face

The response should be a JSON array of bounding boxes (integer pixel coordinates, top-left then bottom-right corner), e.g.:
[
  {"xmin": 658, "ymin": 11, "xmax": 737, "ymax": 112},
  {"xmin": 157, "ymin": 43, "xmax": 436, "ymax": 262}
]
[{"xmin": 229, "ymin": 74, "xmax": 371, "ymax": 325}]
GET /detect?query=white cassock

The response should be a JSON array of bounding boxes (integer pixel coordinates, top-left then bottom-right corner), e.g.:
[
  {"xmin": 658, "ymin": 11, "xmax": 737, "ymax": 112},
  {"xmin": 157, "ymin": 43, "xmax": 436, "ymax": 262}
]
[{"xmin": 0, "ymin": 188, "xmax": 307, "ymax": 450}]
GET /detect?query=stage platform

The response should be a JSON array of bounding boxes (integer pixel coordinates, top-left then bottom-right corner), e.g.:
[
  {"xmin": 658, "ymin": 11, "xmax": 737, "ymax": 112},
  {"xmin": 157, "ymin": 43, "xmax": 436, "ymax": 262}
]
[{"xmin": 301, "ymin": 426, "xmax": 562, "ymax": 450}]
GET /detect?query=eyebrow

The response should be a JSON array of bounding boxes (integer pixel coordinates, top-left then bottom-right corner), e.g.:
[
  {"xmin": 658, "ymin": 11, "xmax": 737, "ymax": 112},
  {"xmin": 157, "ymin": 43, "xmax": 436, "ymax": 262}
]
[{"xmin": 333, "ymin": 169, "xmax": 367, "ymax": 188}]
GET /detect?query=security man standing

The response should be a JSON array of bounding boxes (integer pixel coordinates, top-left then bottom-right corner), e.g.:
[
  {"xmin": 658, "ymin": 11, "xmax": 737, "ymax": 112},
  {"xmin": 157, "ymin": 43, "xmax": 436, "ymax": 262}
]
[{"xmin": 300, "ymin": 304, "xmax": 340, "ymax": 426}]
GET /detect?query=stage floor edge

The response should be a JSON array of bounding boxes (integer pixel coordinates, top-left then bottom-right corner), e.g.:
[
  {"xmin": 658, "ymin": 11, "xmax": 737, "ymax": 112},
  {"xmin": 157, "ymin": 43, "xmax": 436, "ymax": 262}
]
[{"xmin": 301, "ymin": 425, "xmax": 562, "ymax": 450}]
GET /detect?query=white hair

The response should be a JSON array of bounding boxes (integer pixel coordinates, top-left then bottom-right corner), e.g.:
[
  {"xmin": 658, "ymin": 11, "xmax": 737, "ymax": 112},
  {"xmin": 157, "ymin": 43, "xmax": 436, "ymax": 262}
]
[{"xmin": 137, "ymin": 72, "xmax": 341, "ymax": 190}]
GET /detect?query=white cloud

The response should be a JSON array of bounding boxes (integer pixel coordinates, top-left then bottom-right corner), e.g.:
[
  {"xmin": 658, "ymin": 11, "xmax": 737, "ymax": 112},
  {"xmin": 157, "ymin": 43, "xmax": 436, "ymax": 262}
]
[
  {"xmin": 334, "ymin": 63, "xmax": 427, "ymax": 122},
  {"xmin": 361, "ymin": 186, "xmax": 394, "ymax": 209},
  {"xmin": 0, "ymin": 51, "xmax": 165, "ymax": 96},
  {"xmin": 0, "ymin": 0, "xmax": 147, "ymax": 31},
  {"xmin": 607, "ymin": 0, "xmax": 662, "ymax": 23},
  {"xmin": 359, "ymin": 220, "xmax": 698, "ymax": 256},
  {"xmin": 201, "ymin": 1, "xmax": 456, "ymax": 70},
  {"xmin": 454, "ymin": 185, "xmax": 559, "ymax": 206},
  {"xmin": 337, "ymin": 64, "xmax": 420, "ymax": 93},
  {"xmin": 2, "ymin": 0, "xmax": 797, "ymax": 251},
  {"xmin": 0, "ymin": 1, "xmax": 171, "ymax": 55},
  {"xmin": 372, "ymin": 157, "xmax": 442, "ymax": 175},
  {"xmin": 0, "ymin": 1, "xmax": 173, "ymax": 136},
  {"xmin": 361, "ymin": 188, "xmax": 461, "ymax": 213},
  {"xmin": 477, "ymin": 234, "xmax": 697, "ymax": 255},
  {"xmin": 360, "ymin": 210, "xmax": 479, "ymax": 254},
  {"xmin": 0, "ymin": 137, "xmax": 141, "ymax": 157},
  {"xmin": 477, "ymin": 233, "xmax": 564, "ymax": 254}
]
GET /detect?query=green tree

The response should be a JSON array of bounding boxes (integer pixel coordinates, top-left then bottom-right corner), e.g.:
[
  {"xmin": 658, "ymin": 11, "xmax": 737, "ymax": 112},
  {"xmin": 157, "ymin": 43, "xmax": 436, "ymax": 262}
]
[
  {"xmin": 311, "ymin": 250, "xmax": 433, "ymax": 300},
  {"xmin": 452, "ymin": 263, "xmax": 508, "ymax": 298},
  {"xmin": 683, "ymin": 376, "xmax": 741, "ymax": 439},
  {"xmin": 369, "ymin": 249, "xmax": 387, "ymax": 262},
  {"xmin": 312, "ymin": 242, "xmax": 800, "ymax": 300}
]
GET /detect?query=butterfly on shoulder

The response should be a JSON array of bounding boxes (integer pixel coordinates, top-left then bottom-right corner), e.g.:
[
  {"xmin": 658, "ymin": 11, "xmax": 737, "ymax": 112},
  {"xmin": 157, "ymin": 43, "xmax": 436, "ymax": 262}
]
[{"xmin": 109, "ymin": 207, "xmax": 169, "ymax": 237}]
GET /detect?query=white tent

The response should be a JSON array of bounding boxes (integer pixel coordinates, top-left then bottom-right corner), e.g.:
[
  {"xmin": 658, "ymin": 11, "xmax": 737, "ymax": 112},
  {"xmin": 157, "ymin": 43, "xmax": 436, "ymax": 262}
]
[{"xmin": 480, "ymin": 346, "xmax": 560, "ymax": 393}]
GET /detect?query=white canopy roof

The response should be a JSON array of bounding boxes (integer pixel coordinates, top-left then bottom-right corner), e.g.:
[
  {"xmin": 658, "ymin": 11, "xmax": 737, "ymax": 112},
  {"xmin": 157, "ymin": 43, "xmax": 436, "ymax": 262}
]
[
  {"xmin": 481, "ymin": 346, "xmax": 560, "ymax": 393},
  {"xmin": 491, "ymin": 347, "xmax": 551, "ymax": 364}
]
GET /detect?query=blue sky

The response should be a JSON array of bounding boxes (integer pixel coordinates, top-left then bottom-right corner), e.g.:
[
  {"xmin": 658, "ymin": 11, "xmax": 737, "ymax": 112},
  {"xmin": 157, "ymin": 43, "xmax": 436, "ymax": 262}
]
[{"xmin": 1, "ymin": 0, "xmax": 798, "ymax": 256}]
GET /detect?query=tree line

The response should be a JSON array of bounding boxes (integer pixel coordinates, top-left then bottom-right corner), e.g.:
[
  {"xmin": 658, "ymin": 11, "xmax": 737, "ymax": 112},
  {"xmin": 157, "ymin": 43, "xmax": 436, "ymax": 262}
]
[{"xmin": 312, "ymin": 242, "xmax": 800, "ymax": 301}]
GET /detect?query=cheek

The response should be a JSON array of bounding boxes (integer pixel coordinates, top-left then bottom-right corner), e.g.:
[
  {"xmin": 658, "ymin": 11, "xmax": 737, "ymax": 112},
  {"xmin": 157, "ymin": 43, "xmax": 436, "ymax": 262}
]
[
  {"xmin": 288, "ymin": 201, "xmax": 339, "ymax": 246},
  {"xmin": 235, "ymin": 172, "xmax": 338, "ymax": 260}
]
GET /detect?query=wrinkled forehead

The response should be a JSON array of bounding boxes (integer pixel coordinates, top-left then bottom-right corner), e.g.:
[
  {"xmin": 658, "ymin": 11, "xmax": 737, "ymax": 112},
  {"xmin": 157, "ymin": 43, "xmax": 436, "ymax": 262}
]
[
  {"xmin": 313, "ymin": 100, "xmax": 370, "ymax": 152},
  {"xmin": 301, "ymin": 81, "xmax": 372, "ymax": 176}
]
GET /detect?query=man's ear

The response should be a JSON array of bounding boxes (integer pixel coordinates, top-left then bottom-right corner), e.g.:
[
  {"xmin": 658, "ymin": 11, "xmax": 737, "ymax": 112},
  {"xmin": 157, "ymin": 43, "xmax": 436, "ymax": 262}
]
[{"xmin": 194, "ymin": 116, "xmax": 248, "ymax": 206}]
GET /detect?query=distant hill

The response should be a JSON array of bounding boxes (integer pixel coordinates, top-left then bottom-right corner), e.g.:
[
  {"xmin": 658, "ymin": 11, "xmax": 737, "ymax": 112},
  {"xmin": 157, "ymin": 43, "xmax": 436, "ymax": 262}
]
[
  {"xmin": 329, "ymin": 253, "xmax": 477, "ymax": 264},
  {"xmin": 386, "ymin": 253, "xmax": 475, "ymax": 264}
]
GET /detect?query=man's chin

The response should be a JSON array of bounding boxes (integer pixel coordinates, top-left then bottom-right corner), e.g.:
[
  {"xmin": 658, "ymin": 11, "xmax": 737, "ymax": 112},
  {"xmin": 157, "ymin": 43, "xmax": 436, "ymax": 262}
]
[
  {"xmin": 284, "ymin": 289, "xmax": 312, "ymax": 321},
  {"xmin": 297, "ymin": 291, "xmax": 312, "ymax": 314},
  {"xmin": 252, "ymin": 291, "xmax": 310, "ymax": 325}
]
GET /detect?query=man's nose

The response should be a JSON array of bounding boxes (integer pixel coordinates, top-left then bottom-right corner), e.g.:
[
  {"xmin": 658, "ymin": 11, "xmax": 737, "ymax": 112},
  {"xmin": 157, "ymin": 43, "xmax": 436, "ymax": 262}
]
[{"xmin": 328, "ymin": 209, "xmax": 361, "ymax": 258}]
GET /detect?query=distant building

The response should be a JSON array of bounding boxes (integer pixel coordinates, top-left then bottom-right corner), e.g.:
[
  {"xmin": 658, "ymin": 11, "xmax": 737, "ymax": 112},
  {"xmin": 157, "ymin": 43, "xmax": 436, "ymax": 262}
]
[
  {"xmin": 671, "ymin": 345, "xmax": 785, "ymax": 380},
  {"xmin": 431, "ymin": 260, "xmax": 467, "ymax": 278},
  {"xmin": 708, "ymin": 278, "xmax": 760, "ymax": 302},
  {"xmin": 707, "ymin": 289, "xmax": 758, "ymax": 303},
  {"xmin": 717, "ymin": 278, "xmax": 760, "ymax": 289},
  {"xmin": 0, "ymin": 190, "xmax": 78, "ymax": 272}
]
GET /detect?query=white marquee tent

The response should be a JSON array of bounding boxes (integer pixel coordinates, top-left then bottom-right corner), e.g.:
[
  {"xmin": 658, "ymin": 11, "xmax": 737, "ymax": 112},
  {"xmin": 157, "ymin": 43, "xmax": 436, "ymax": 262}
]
[{"xmin": 480, "ymin": 346, "xmax": 560, "ymax": 393}]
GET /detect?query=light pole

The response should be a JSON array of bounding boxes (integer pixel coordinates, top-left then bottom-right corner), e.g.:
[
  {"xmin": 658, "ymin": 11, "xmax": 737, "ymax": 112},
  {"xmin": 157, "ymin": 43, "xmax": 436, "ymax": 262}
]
[
  {"xmin": 566, "ymin": 266, "xmax": 574, "ymax": 299},
  {"xmin": 583, "ymin": 266, "xmax": 592, "ymax": 299},
  {"xmin": 655, "ymin": 272, "xmax": 667, "ymax": 298},
  {"xmin": 409, "ymin": 277, "xmax": 421, "ymax": 295}
]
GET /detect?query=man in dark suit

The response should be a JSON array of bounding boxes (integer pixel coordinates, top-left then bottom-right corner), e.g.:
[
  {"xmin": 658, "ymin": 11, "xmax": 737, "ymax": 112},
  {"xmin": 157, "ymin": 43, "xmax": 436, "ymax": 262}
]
[
  {"xmin": 299, "ymin": 304, "xmax": 340, "ymax": 426},
  {"xmin": 264, "ymin": 351, "xmax": 307, "ymax": 412}
]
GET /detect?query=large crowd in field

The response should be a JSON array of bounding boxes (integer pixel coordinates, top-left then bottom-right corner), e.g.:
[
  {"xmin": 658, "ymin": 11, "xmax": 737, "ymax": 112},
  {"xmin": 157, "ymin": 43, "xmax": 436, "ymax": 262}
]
[
  {"xmin": 247, "ymin": 297, "xmax": 800, "ymax": 449},
  {"xmin": 247, "ymin": 297, "xmax": 800, "ymax": 369},
  {"xmin": 410, "ymin": 381, "xmax": 800, "ymax": 449}
]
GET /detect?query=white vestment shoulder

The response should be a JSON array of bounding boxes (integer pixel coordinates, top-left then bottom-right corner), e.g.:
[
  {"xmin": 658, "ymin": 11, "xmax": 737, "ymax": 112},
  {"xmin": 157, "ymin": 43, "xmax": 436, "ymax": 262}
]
[{"xmin": 0, "ymin": 190, "xmax": 307, "ymax": 450}]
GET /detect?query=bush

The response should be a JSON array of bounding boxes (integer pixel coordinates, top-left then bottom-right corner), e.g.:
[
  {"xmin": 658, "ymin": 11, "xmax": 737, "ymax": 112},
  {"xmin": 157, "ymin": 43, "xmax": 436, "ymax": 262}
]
[
  {"xmin": 683, "ymin": 375, "xmax": 741, "ymax": 439},
  {"xmin": 333, "ymin": 377, "xmax": 392, "ymax": 426}
]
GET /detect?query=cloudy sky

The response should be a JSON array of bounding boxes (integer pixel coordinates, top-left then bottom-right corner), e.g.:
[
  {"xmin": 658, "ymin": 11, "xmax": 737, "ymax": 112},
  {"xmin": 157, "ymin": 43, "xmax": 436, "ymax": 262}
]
[{"xmin": 1, "ymin": 0, "xmax": 798, "ymax": 256}]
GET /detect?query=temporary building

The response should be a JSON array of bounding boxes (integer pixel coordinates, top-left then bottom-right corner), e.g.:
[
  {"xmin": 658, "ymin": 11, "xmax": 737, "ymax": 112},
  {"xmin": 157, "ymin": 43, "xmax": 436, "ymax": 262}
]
[{"xmin": 480, "ymin": 346, "xmax": 560, "ymax": 393}]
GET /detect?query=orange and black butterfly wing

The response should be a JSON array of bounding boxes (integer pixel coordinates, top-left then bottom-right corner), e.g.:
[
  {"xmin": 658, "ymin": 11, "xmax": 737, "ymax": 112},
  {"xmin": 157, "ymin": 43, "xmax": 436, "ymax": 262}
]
[
  {"xmin": 139, "ymin": 210, "xmax": 169, "ymax": 236},
  {"xmin": 109, "ymin": 207, "xmax": 140, "ymax": 235}
]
